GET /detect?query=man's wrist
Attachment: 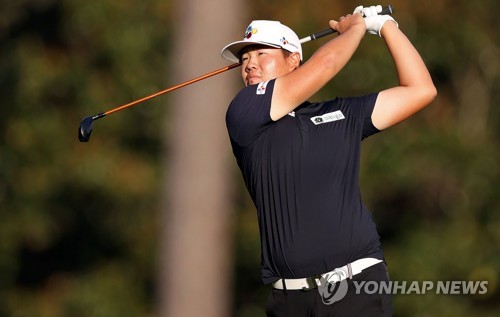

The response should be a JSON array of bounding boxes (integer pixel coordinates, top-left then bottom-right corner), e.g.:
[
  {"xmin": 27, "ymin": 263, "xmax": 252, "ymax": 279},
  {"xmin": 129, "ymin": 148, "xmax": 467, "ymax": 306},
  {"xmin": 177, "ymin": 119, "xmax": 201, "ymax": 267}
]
[
  {"xmin": 379, "ymin": 20, "xmax": 398, "ymax": 37},
  {"xmin": 348, "ymin": 23, "xmax": 367, "ymax": 38}
]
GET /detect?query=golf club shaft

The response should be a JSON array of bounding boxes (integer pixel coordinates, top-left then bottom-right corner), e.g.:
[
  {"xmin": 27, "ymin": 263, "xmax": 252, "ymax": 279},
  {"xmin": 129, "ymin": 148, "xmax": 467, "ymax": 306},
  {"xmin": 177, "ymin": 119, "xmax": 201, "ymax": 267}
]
[
  {"xmin": 92, "ymin": 62, "xmax": 241, "ymax": 119},
  {"xmin": 86, "ymin": 5, "xmax": 393, "ymax": 121}
]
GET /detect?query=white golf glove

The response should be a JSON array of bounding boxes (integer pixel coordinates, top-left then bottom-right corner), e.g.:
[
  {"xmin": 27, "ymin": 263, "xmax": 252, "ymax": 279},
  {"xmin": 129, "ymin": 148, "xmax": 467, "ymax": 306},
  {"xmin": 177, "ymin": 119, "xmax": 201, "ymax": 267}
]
[{"xmin": 353, "ymin": 5, "xmax": 398, "ymax": 37}]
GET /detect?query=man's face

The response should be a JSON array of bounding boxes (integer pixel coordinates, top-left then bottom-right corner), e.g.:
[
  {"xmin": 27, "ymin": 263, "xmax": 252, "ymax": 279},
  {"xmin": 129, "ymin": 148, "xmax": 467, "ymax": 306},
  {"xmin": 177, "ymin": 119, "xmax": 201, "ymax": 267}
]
[{"xmin": 240, "ymin": 45, "xmax": 296, "ymax": 86}]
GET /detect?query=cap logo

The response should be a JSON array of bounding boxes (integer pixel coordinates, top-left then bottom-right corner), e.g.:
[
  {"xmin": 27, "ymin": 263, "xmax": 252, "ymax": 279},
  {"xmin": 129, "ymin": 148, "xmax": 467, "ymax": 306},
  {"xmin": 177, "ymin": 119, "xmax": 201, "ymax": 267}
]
[
  {"xmin": 244, "ymin": 26, "xmax": 258, "ymax": 39},
  {"xmin": 281, "ymin": 36, "xmax": 299, "ymax": 50}
]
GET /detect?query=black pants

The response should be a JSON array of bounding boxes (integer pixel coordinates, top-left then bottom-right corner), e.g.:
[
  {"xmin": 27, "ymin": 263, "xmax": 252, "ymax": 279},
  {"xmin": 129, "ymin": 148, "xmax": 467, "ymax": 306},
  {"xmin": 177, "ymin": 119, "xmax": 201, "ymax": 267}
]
[{"xmin": 265, "ymin": 262, "xmax": 392, "ymax": 317}]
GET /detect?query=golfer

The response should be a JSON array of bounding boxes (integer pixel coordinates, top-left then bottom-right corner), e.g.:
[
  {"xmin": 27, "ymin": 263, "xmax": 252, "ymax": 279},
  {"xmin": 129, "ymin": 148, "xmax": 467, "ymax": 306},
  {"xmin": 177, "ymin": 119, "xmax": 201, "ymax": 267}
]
[{"xmin": 221, "ymin": 5, "xmax": 436, "ymax": 316}]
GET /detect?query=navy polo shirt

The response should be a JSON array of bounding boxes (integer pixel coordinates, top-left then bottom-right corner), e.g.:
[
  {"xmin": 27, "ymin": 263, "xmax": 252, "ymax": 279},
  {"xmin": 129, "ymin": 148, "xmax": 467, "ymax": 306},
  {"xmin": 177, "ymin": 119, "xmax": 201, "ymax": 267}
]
[{"xmin": 226, "ymin": 79, "xmax": 384, "ymax": 284}]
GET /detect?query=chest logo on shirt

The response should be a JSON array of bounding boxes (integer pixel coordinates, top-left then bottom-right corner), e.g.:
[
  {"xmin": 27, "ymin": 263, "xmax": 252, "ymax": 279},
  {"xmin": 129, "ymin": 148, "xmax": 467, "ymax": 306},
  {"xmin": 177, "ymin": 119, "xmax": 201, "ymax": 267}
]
[
  {"xmin": 256, "ymin": 81, "xmax": 269, "ymax": 95},
  {"xmin": 310, "ymin": 110, "xmax": 345, "ymax": 125}
]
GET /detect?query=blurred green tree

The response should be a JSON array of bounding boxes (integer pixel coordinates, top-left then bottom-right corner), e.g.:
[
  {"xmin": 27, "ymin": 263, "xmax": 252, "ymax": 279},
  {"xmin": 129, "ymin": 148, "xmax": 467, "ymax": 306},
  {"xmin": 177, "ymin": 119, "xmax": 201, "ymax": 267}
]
[{"xmin": 1, "ymin": 0, "xmax": 169, "ymax": 316}]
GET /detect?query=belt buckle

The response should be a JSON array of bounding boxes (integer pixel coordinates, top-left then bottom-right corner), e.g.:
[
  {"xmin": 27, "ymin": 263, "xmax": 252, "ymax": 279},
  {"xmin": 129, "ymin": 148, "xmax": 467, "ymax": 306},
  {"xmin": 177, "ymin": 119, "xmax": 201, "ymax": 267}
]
[{"xmin": 301, "ymin": 276, "xmax": 320, "ymax": 291}]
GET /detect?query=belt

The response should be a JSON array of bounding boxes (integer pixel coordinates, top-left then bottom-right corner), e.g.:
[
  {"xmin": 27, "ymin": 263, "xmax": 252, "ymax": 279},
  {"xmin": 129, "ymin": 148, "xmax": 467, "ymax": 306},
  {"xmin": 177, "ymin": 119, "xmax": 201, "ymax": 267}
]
[{"xmin": 272, "ymin": 258, "xmax": 383, "ymax": 290}]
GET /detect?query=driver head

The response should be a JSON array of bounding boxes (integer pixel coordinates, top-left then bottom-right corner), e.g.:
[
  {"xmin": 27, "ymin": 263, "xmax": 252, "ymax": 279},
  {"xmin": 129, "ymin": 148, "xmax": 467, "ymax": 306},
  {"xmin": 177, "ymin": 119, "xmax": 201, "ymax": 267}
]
[{"xmin": 78, "ymin": 117, "xmax": 93, "ymax": 142}]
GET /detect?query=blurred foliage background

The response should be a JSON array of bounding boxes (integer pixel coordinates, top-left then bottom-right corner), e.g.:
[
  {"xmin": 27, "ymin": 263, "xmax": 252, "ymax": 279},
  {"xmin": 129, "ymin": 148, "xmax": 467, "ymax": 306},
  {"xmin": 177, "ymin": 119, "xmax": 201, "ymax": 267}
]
[{"xmin": 0, "ymin": 0, "xmax": 498, "ymax": 316}]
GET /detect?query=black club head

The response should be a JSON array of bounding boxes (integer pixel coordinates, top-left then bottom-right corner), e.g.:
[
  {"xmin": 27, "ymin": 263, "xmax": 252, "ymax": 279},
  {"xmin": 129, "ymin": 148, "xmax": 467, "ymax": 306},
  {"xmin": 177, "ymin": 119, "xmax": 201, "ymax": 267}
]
[{"xmin": 78, "ymin": 116, "xmax": 94, "ymax": 142}]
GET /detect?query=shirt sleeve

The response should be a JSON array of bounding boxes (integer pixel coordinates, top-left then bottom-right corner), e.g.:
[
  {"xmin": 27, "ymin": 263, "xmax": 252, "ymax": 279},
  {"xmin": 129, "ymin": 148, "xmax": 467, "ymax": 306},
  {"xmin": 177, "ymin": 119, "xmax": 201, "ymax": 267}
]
[
  {"xmin": 343, "ymin": 92, "xmax": 381, "ymax": 140},
  {"xmin": 225, "ymin": 79, "xmax": 275, "ymax": 147}
]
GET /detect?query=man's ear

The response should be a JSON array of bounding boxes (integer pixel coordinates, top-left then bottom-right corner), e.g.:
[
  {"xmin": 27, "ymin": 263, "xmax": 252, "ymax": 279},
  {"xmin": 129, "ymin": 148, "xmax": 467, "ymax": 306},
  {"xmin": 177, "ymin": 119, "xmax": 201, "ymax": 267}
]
[{"xmin": 288, "ymin": 52, "xmax": 301, "ymax": 69}]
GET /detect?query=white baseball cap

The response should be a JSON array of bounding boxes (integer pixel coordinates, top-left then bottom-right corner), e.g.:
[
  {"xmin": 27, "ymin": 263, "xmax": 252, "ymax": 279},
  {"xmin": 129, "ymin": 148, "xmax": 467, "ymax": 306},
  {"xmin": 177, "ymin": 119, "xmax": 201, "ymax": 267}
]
[{"xmin": 221, "ymin": 20, "xmax": 303, "ymax": 63}]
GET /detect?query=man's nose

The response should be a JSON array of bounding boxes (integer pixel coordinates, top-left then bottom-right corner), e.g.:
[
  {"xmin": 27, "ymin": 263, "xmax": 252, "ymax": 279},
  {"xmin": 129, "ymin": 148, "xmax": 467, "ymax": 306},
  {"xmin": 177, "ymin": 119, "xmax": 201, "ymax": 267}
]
[{"xmin": 245, "ymin": 57, "xmax": 257, "ymax": 71}]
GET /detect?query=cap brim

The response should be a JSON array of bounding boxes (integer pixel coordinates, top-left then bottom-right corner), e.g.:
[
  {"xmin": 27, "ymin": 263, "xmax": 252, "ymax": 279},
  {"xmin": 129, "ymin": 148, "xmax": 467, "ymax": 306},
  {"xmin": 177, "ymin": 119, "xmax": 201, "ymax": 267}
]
[{"xmin": 221, "ymin": 40, "xmax": 281, "ymax": 63}]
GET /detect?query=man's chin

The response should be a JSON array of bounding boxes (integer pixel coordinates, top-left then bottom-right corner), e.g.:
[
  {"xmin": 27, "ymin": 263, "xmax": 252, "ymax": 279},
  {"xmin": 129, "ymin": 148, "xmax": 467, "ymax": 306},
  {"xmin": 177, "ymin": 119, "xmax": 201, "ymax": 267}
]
[{"xmin": 247, "ymin": 78, "xmax": 262, "ymax": 86}]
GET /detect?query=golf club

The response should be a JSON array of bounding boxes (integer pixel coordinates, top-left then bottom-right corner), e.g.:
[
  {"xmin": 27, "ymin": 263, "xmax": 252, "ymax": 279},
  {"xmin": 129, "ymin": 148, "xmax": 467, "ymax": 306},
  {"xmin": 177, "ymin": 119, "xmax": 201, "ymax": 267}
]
[{"xmin": 78, "ymin": 5, "xmax": 393, "ymax": 142}]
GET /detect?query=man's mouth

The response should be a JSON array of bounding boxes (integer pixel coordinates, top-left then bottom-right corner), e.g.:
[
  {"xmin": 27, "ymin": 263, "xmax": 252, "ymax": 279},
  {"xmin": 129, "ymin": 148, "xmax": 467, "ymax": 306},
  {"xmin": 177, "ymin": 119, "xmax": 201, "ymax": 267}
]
[{"xmin": 246, "ymin": 74, "xmax": 260, "ymax": 85}]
